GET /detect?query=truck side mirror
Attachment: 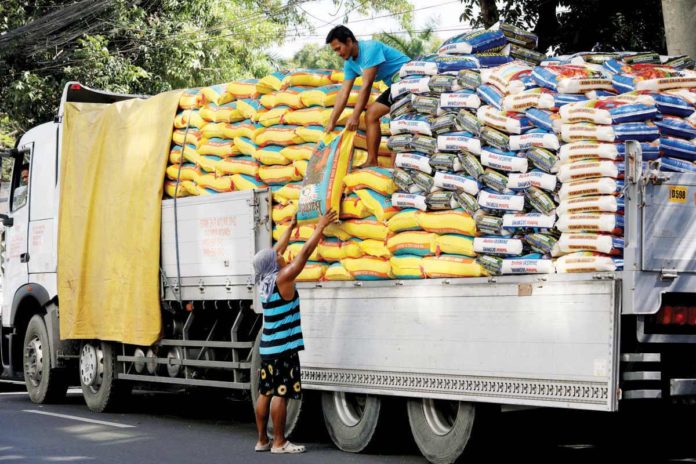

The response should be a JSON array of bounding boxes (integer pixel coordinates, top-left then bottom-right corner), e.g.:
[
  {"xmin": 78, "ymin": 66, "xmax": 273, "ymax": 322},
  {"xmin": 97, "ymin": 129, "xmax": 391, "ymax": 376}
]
[{"xmin": 0, "ymin": 214, "xmax": 13, "ymax": 227}]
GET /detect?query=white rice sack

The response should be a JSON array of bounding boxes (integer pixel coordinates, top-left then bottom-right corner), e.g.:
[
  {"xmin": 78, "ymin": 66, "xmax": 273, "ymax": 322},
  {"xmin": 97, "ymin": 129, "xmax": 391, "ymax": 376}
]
[
  {"xmin": 478, "ymin": 189, "xmax": 526, "ymax": 212},
  {"xmin": 399, "ymin": 61, "xmax": 439, "ymax": 77},
  {"xmin": 501, "ymin": 257, "xmax": 555, "ymax": 274},
  {"xmin": 556, "ymin": 233, "xmax": 624, "ymax": 255},
  {"xmin": 558, "ymin": 177, "xmax": 624, "ymax": 201},
  {"xmin": 481, "ymin": 147, "xmax": 529, "ymax": 173},
  {"xmin": 477, "ymin": 106, "xmax": 530, "ymax": 135},
  {"xmin": 440, "ymin": 91, "xmax": 482, "ymax": 110},
  {"xmin": 502, "ymin": 88, "xmax": 556, "ymax": 112},
  {"xmin": 557, "ymin": 160, "xmax": 624, "ymax": 183},
  {"xmin": 561, "ymin": 123, "xmax": 616, "ymax": 143},
  {"xmin": 507, "ymin": 171, "xmax": 557, "ymax": 191},
  {"xmin": 559, "ymin": 142, "xmax": 621, "ymax": 163},
  {"xmin": 502, "ymin": 213, "xmax": 556, "ymax": 229},
  {"xmin": 390, "ymin": 114, "xmax": 433, "ymax": 136},
  {"xmin": 437, "ymin": 132, "xmax": 482, "ymax": 155},
  {"xmin": 532, "ymin": 63, "xmax": 613, "ymax": 94},
  {"xmin": 555, "ymin": 213, "xmax": 624, "ymax": 234},
  {"xmin": 559, "ymin": 100, "xmax": 657, "ymax": 125},
  {"xmin": 474, "ymin": 237, "xmax": 524, "ymax": 256},
  {"xmin": 509, "ymin": 132, "xmax": 560, "ymax": 151},
  {"xmin": 391, "ymin": 193, "xmax": 428, "ymax": 211},
  {"xmin": 391, "ymin": 76, "xmax": 431, "ymax": 99},
  {"xmin": 433, "ymin": 171, "xmax": 480, "ymax": 195},
  {"xmin": 481, "ymin": 61, "xmax": 534, "ymax": 95},
  {"xmin": 555, "ymin": 252, "xmax": 623, "ymax": 273},
  {"xmin": 395, "ymin": 152, "xmax": 433, "ymax": 175},
  {"xmin": 556, "ymin": 195, "xmax": 624, "ymax": 215}
]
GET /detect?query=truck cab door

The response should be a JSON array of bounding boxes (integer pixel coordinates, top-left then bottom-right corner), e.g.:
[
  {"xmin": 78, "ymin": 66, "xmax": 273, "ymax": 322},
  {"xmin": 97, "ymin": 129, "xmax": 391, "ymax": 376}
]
[{"xmin": 1, "ymin": 145, "xmax": 31, "ymax": 325}]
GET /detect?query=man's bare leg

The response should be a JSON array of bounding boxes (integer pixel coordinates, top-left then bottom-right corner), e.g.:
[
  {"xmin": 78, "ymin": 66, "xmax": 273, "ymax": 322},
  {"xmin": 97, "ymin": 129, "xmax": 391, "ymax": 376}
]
[
  {"xmin": 271, "ymin": 396, "xmax": 288, "ymax": 448},
  {"xmin": 365, "ymin": 102, "xmax": 390, "ymax": 167},
  {"xmin": 255, "ymin": 394, "xmax": 272, "ymax": 447}
]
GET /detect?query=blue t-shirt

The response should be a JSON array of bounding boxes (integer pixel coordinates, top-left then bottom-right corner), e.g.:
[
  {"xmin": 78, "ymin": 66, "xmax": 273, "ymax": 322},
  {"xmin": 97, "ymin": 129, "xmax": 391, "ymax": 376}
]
[{"xmin": 343, "ymin": 40, "xmax": 410, "ymax": 86}]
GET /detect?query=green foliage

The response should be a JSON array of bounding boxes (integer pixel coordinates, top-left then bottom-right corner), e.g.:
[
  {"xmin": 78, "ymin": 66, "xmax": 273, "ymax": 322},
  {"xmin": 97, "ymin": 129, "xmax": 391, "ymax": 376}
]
[
  {"xmin": 459, "ymin": 0, "xmax": 666, "ymax": 54},
  {"xmin": 0, "ymin": 0, "xmax": 408, "ymax": 136},
  {"xmin": 289, "ymin": 43, "xmax": 343, "ymax": 70},
  {"xmin": 374, "ymin": 23, "xmax": 440, "ymax": 59}
]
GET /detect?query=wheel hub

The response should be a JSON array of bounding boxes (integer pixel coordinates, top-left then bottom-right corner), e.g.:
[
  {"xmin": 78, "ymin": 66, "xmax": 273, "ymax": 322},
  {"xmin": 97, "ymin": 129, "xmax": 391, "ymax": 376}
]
[
  {"xmin": 423, "ymin": 399, "xmax": 458, "ymax": 436},
  {"xmin": 80, "ymin": 343, "xmax": 103, "ymax": 388},
  {"xmin": 334, "ymin": 392, "xmax": 366, "ymax": 427},
  {"xmin": 24, "ymin": 335, "xmax": 43, "ymax": 387}
]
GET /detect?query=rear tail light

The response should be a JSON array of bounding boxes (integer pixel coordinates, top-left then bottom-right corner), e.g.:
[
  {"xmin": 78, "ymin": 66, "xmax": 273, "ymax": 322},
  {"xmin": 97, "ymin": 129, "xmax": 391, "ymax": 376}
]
[{"xmin": 656, "ymin": 305, "xmax": 696, "ymax": 325}]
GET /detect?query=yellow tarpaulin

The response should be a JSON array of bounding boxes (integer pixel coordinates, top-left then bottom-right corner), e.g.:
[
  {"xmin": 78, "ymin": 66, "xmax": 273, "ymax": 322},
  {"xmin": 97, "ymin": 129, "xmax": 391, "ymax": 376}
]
[{"xmin": 58, "ymin": 90, "xmax": 182, "ymax": 346}]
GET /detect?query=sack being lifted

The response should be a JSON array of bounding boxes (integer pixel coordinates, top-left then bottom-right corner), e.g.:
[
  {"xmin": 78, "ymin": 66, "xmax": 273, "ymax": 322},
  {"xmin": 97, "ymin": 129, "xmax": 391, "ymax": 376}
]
[{"xmin": 298, "ymin": 129, "xmax": 357, "ymax": 223}]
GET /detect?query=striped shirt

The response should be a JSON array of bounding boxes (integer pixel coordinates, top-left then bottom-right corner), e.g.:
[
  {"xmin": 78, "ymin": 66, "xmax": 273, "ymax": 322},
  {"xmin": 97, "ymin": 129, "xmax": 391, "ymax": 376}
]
[{"xmin": 260, "ymin": 283, "xmax": 304, "ymax": 360}]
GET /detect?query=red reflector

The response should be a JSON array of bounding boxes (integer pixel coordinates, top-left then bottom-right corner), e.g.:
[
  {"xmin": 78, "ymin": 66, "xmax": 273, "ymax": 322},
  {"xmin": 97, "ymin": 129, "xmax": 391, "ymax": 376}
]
[
  {"xmin": 70, "ymin": 83, "xmax": 82, "ymax": 90},
  {"xmin": 674, "ymin": 306, "xmax": 688, "ymax": 325},
  {"xmin": 688, "ymin": 307, "xmax": 696, "ymax": 326},
  {"xmin": 660, "ymin": 305, "xmax": 673, "ymax": 324}
]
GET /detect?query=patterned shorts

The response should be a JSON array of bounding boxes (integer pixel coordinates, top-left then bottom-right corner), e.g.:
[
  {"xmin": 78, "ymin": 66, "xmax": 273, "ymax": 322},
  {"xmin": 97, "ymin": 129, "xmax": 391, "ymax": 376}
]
[{"xmin": 258, "ymin": 352, "xmax": 302, "ymax": 400}]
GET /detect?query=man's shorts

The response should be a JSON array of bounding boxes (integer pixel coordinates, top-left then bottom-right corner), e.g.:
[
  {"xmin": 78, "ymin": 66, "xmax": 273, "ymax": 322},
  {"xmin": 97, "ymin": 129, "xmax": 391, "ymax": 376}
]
[
  {"xmin": 375, "ymin": 87, "xmax": 394, "ymax": 108},
  {"xmin": 258, "ymin": 352, "xmax": 302, "ymax": 400}
]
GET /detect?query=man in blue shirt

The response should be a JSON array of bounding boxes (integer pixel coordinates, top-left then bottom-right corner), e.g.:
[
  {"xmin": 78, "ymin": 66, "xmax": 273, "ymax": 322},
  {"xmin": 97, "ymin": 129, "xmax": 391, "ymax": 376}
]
[{"xmin": 324, "ymin": 25, "xmax": 409, "ymax": 166}]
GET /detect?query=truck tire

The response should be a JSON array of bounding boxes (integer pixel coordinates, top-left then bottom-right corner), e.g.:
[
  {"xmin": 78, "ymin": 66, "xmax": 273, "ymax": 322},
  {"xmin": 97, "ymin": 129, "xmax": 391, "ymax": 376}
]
[
  {"xmin": 79, "ymin": 341, "xmax": 131, "ymax": 412},
  {"xmin": 23, "ymin": 315, "xmax": 69, "ymax": 403},
  {"xmin": 321, "ymin": 391, "xmax": 382, "ymax": 453},
  {"xmin": 250, "ymin": 333, "xmax": 302, "ymax": 437},
  {"xmin": 407, "ymin": 399, "xmax": 475, "ymax": 464}
]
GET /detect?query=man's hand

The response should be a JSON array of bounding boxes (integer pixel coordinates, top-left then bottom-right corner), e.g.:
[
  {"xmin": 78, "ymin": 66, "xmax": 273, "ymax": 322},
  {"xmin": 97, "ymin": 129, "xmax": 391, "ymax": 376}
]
[
  {"xmin": 346, "ymin": 114, "xmax": 360, "ymax": 132},
  {"xmin": 317, "ymin": 209, "xmax": 338, "ymax": 230},
  {"xmin": 290, "ymin": 214, "xmax": 298, "ymax": 229},
  {"xmin": 324, "ymin": 120, "xmax": 336, "ymax": 134}
]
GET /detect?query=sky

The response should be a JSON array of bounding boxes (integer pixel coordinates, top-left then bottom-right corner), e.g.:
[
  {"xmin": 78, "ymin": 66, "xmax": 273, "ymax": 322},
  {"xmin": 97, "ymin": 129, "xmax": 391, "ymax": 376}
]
[{"xmin": 275, "ymin": 0, "xmax": 470, "ymax": 59}]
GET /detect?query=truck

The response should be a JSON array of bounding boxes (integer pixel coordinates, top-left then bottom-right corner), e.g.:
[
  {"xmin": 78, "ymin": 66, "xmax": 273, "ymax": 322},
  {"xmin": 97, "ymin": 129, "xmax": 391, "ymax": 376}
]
[{"xmin": 2, "ymin": 82, "xmax": 696, "ymax": 464}]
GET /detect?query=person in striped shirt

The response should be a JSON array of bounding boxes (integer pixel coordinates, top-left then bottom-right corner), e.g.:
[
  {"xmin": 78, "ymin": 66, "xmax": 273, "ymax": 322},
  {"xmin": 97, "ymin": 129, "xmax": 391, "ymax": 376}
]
[{"xmin": 253, "ymin": 209, "xmax": 337, "ymax": 454}]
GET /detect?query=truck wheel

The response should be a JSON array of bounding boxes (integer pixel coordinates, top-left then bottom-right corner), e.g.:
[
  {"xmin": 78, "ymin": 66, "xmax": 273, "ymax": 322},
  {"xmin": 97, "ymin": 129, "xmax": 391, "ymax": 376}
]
[
  {"xmin": 321, "ymin": 391, "xmax": 382, "ymax": 453},
  {"xmin": 79, "ymin": 341, "xmax": 131, "ymax": 412},
  {"xmin": 250, "ymin": 333, "xmax": 302, "ymax": 437},
  {"xmin": 23, "ymin": 315, "xmax": 68, "ymax": 403},
  {"xmin": 407, "ymin": 399, "xmax": 475, "ymax": 464}
]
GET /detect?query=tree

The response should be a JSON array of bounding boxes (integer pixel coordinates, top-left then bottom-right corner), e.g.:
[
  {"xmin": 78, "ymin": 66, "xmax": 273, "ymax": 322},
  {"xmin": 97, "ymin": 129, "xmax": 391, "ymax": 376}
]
[
  {"xmin": 0, "ymin": 0, "xmax": 412, "ymax": 142},
  {"xmin": 374, "ymin": 23, "xmax": 441, "ymax": 59},
  {"xmin": 459, "ymin": 0, "xmax": 666, "ymax": 55},
  {"xmin": 290, "ymin": 43, "xmax": 343, "ymax": 70}
]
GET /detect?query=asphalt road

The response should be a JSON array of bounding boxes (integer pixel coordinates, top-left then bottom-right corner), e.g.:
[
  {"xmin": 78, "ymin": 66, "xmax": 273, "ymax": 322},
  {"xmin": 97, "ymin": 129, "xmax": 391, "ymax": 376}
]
[{"xmin": 2, "ymin": 381, "xmax": 696, "ymax": 463}]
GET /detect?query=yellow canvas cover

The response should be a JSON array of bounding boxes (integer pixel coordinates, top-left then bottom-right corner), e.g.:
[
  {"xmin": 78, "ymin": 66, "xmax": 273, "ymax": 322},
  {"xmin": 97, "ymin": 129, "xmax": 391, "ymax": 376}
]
[{"xmin": 58, "ymin": 90, "xmax": 182, "ymax": 345}]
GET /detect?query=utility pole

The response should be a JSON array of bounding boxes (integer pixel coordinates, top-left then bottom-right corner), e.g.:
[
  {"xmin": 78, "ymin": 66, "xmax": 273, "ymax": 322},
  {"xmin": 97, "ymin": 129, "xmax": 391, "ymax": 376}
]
[{"xmin": 661, "ymin": 0, "xmax": 696, "ymax": 57}]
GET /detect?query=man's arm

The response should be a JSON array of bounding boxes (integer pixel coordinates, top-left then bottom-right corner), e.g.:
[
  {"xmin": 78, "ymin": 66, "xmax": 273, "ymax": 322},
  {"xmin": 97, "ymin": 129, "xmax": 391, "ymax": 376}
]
[
  {"xmin": 273, "ymin": 215, "xmax": 297, "ymax": 255},
  {"xmin": 346, "ymin": 66, "xmax": 377, "ymax": 131},
  {"xmin": 325, "ymin": 78, "xmax": 355, "ymax": 133}
]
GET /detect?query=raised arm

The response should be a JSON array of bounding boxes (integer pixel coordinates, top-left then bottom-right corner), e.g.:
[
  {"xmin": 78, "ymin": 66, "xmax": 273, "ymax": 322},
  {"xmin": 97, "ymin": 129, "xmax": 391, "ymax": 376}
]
[
  {"xmin": 273, "ymin": 215, "xmax": 297, "ymax": 255},
  {"xmin": 325, "ymin": 78, "xmax": 355, "ymax": 133}
]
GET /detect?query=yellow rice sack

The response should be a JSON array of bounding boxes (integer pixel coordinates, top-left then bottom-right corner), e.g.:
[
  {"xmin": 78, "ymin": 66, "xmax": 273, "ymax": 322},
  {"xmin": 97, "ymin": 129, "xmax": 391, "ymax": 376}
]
[
  {"xmin": 164, "ymin": 180, "xmax": 192, "ymax": 198},
  {"xmin": 237, "ymin": 99, "xmax": 263, "ymax": 120},
  {"xmin": 417, "ymin": 210, "xmax": 476, "ymax": 236},
  {"xmin": 422, "ymin": 255, "xmax": 483, "ymax": 278},
  {"xmin": 215, "ymin": 156, "xmax": 259, "ymax": 177},
  {"xmin": 257, "ymin": 71, "xmax": 287, "ymax": 94},
  {"xmin": 378, "ymin": 155, "xmax": 394, "ymax": 169},
  {"xmin": 275, "ymin": 86, "xmax": 308, "ymax": 109},
  {"xmin": 174, "ymin": 110, "xmax": 206, "ymax": 129},
  {"xmin": 282, "ymin": 107, "xmax": 327, "ymax": 126},
  {"xmin": 340, "ymin": 194, "xmax": 371, "ymax": 220},
  {"xmin": 259, "ymin": 164, "xmax": 302, "ymax": 185},
  {"xmin": 197, "ymin": 155, "xmax": 221, "ymax": 173},
  {"xmin": 272, "ymin": 201, "xmax": 298, "ymax": 224},
  {"xmin": 273, "ymin": 223, "xmax": 317, "ymax": 242},
  {"xmin": 323, "ymin": 222, "xmax": 352, "ymax": 241},
  {"xmin": 172, "ymin": 129, "xmax": 202, "ymax": 148},
  {"xmin": 294, "ymin": 159, "xmax": 308, "ymax": 177},
  {"xmin": 169, "ymin": 144, "xmax": 199, "ymax": 164},
  {"xmin": 254, "ymin": 145, "xmax": 291, "ymax": 166},
  {"xmin": 201, "ymin": 122, "xmax": 226, "ymax": 140},
  {"xmin": 341, "ymin": 257, "xmax": 393, "ymax": 280},
  {"xmin": 272, "ymin": 182, "xmax": 302, "ymax": 204},
  {"xmin": 296, "ymin": 125, "xmax": 330, "ymax": 143},
  {"xmin": 387, "ymin": 231, "xmax": 436, "ymax": 257},
  {"xmin": 256, "ymin": 125, "xmax": 304, "ymax": 147},
  {"xmin": 355, "ymin": 189, "xmax": 398, "ymax": 222},
  {"xmin": 343, "ymin": 167, "xmax": 397, "ymax": 196},
  {"xmin": 297, "ymin": 130, "xmax": 356, "ymax": 224},
  {"xmin": 257, "ymin": 106, "xmax": 292, "ymax": 127},
  {"xmin": 296, "ymin": 261, "xmax": 328, "ymax": 282},
  {"xmin": 359, "ymin": 239, "xmax": 392, "ymax": 258},
  {"xmin": 225, "ymin": 120, "xmax": 264, "ymax": 140},
  {"xmin": 300, "ymin": 84, "xmax": 367, "ymax": 107},
  {"xmin": 182, "ymin": 180, "xmax": 203, "ymax": 196},
  {"xmin": 324, "ymin": 263, "xmax": 354, "ymax": 281},
  {"xmin": 352, "ymin": 149, "xmax": 369, "ymax": 168},
  {"xmin": 281, "ymin": 143, "xmax": 315, "ymax": 161},
  {"xmin": 282, "ymin": 69, "xmax": 333, "ymax": 88},
  {"xmin": 201, "ymin": 83, "xmax": 234, "ymax": 106},
  {"xmin": 166, "ymin": 163, "xmax": 201, "ymax": 182},
  {"xmin": 198, "ymin": 138, "xmax": 238, "ymax": 158},
  {"xmin": 226, "ymin": 79, "xmax": 260, "ymax": 99},
  {"xmin": 342, "ymin": 217, "xmax": 390, "ymax": 241},
  {"xmin": 200, "ymin": 102, "xmax": 244, "ymax": 123},
  {"xmin": 197, "ymin": 173, "xmax": 233, "ymax": 193},
  {"xmin": 234, "ymin": 136, "xmax": 258, "ymax": 157},
  {"xmin": 283, "ymin": 241, "xmax": 320, "ymax": 263},
  {"xmin": 230, "ymin": 174, "xmax": 266, "ymax": 191},
  {"xmin": 387, "ymin": 209, "xmax": 422, "ymax": 232},
  {"xmin": 433, "ymin": 234, "xmax": 476, "ymax": 257},
  {"xmin": 259, "ymin": 93, "xmax": 277, "ymax": 109},
  {"xmin": 318, "ymin": 239, "xmax": 347, "ymax": 262},
  {"xmin": 390, "ymin": 255, "xmax": 426, "ymax": 279},
  {"xmin": 179, "ymin": 88, "xmax": 202, "ymax": 110}
]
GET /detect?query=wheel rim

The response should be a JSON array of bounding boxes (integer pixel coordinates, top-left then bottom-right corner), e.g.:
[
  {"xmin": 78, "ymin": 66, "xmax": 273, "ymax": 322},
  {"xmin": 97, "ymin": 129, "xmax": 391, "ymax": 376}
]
[
  {"xmin": 24, "ymin": 335, "xmax": 43, "ymax": 387},
  {"xmin": 422, "ymin": 399, "xmax": 458, "ymax": 436},
  {"xmin": 80, "ymin": 343, "xmax": 104, "ymax": 392},
  {"xmin": 333, "ymin": 392, "xmax": 367, "ymax": 427}
]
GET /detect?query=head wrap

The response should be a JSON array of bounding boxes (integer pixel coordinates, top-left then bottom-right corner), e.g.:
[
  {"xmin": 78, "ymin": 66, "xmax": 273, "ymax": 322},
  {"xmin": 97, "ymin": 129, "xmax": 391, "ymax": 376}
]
[{"xmin": 253, "ymin": 248, "xmax": 279, "ymax": 302}]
